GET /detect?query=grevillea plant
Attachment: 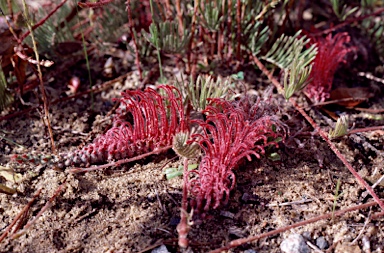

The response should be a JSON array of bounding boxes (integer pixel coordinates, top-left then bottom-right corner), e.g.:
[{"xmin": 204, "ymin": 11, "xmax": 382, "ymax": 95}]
[
  {"xmin": 304, "ymin": 32, "xmax": 354, "ymax": 103},
  {"xmin": 62, "ymin": 85, "xmax": 187, "ymax": 166},
  {"xmin": 188, "ymin": 96, "xmax": 286, "ymax": 212}
]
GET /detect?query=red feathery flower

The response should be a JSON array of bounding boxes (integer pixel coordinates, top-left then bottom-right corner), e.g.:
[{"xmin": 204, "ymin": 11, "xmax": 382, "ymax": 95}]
[
  {"xmin": 305, "ymin": 32, "xmax": 353, "ymax": 102},
  {"xmin": 64, "ymin": 85, "xmax": 187, "ymax": 166},
  {"xmin": 188, "ymin": 97, "xmax": 286, "ymax": 212}
]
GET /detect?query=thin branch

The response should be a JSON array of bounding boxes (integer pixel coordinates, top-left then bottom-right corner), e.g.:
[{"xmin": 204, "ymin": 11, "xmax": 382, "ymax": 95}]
[
  {"xmin": 21, "ymin": 0, "xmax": 56, "ymax": 154},
  {"xmin": 127, "ymin": 0, "xmax": 143, "ymax": 81},
  {"xmin": 78, "ymin": 0, "xmax": 113, "ymax": 9},
  {"xmin": 0, "ymin": 189, "xmax": 42, "ymax": 243},
  {"xmin": 175, "ymin": 0, "xmax": 184, "ymax": 37},
  {"xmin": 209, "ymin": 200, "xmax": 380, "ymax": 253},
  {"xmin": 12, "ymin": 183, "xmax": 66, "ymax": 239},
  {"xmin": 68, "ymin": 145, "xmax": 172, "ymax": 173},
  {"xmin": 348, "ymin": 126, "xmax": 384, "ymax": 135},
  {"xmin": 251, "ymin": 55, "xmax": 384, "ymax": 211},
  {"xmin": 236, "ymin": 0, "xmax": 241, "ymax": 60},
  {"xmin": 313, "ymin": 7, "xmax": 384, "ymax": 36}
]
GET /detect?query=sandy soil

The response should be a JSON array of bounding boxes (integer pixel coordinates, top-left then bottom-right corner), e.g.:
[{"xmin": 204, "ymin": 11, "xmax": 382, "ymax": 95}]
[{"xmin": 1, "ymin": 57, "xmax": 383, "ymax": 253}]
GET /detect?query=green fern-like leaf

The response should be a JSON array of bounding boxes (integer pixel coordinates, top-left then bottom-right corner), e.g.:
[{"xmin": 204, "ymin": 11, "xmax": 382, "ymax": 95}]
[
  {"xmin": 175, "ymin": 74, "xmax": 233, "ymax": 112},
  {"xmin": 362, "ymin": 16, "xmax": 384, "ymax": 61},
  {"xmin": 262, "ymin": 30, "xmax": 317, "ymax": 70},
  {"xmin": 24, "ymin": 3, "xmax": 76, "ymax": 58},
  {"xmin": 143, "ymin": 20, "xmax": 191, "ymax": 54},
  {"xmin": 244, "ymin": 21, "xmax": 270, "ymax": 55},
  {"xmin": 283, "ymin": 43, "xmax": 314, "ymax": 99},
  {"xmin": 198, "ymin": 0, "xmax": 223, "ymax": 32}
]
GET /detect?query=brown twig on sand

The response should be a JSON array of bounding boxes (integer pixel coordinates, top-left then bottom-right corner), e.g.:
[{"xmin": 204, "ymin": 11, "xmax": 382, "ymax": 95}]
[
  {"xmin": 251, "ymin": 55, "xmax": 384, "ymax": 212},
  {"xmin": 11, "ymin": 182, "xmax": 66, "ymax": 239},
  {"xmin": 209, "ymin": 200, "xmax": 382, "ymax": 253},
  {"xmin": 0, "ymin": 189, "xmax": 42, "ymax": 243}
]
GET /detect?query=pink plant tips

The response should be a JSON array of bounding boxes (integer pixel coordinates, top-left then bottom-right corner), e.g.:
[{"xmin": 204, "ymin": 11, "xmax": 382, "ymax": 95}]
[
  {"xmin": 305, "ymin": 32, "xmax": 353, "ymax": 103},
  {"xmin": 188, "ymin": 97, "xmax": 286, "ymax": 212},
  {"xmin": 64, "ymin": 85, "xmax": 187, "ymax": 166}
]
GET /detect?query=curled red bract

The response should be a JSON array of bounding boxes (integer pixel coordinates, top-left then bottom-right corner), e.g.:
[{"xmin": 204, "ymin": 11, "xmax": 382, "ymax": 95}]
[{"xmin": 305, "ymin": 32, "xmax": 353, "ymax": 103}]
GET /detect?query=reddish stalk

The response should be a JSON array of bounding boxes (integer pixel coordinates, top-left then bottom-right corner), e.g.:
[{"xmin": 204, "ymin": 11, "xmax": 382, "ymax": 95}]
[
  {"xmin": 21, "ymin": 0, "xmax": 56, "ymax": 154},
  {"xmin": 127, "ymin": 0, "xmax": 143, "ymax": 81},
  {"xmin": 313, "ymin": 7, "xmax": 384, "ymax": 36},
  {"xmin": 163, "ymin": 0, "xmax": 172, "ymax": 20},
  {"xmin": 209, "ymin": 200, "xmax": 381, "ymax": 253},
  {"xmin": 348, "ymin": 126, "xmax": 384, "ymax": 135},
  {"xmin": 227, "ymin": 0, "xmax": 232, "ymax": 60},
  {"xmin": 177, "ymin": 158, "xmax": 192, "ymax": 248},
  {"xmin": 11, "ymin": 182, "xmax": 66, "ymax": 239},
  {"xmin": 175, "ymin": 0, "xmax": 184, "ymax": 37},
  {"xmin": 7, "ymin": 0, "xmax": 13, "ymax": 18},
  {"xmin": 78, "ymin": 0, "xmax": 113, "ymax": 9},
  {"xmin": 0, "ymin": 189, "xmax": 42, "ymax": 243},
  {"xmin": 235, "ymin": 0, "xmax": 241, "ymax": 61},
  {"xmin": 68, "ymin": 145, "xmax": 172, "ymax": 174},
  {"xmin": 187, "ymin": 0, "xmax": 199, "ymax": 75},
  {"xmin": 251, "ymin": 55, "xmax": 384, "ymax": 211}
]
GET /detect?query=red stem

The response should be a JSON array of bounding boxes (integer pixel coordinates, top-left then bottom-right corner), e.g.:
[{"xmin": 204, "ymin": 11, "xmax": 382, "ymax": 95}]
[
  {"xmin": 175, "ymin": 0, "xmax": 183, "ymax": 36},
  {"xmin": 177, "ymin": 157, "xmax": 190, "ymax": 248},
  {"xmin": 68, "ymin": 145, "xmax": 172, "ymax": 173},
  {"xmin": 11, "ymin": 183, "xmax": 66, "ymax": 239},
  {"xmin": 0, "ymin": 189, "xmax": 42, "ymax": 243},
  {"xmin": 127, "ymin": 0, "xmax": 143, "ymax": 81},
  {"xmin": 313, "ymin": 7, "xmax": 384, "ymax": 36},
  {"xmin": 235, "ymin": 0, "xmax": 241, "ymax": 61},
  {"xmin": 348, "ymin": 126, "xmax": 384, "ymax": 135},
  {"xmin": 251, "ymin": 55, "xmax": 384, "ymax": 212},
  {"xmin": 209, "ymin": 200, "xmax": 381, "ymax": 253}
]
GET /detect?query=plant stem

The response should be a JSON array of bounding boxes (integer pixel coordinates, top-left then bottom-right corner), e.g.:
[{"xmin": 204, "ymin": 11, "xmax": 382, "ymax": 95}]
[
  {"xmin": 209, "ymin": 200, "xmax": 381, "ymax": 253},
  {"xmin": 21, "ymin": 0, "xmax": 56, "ymax": 153},
  {"xmin": 127, "ymin": 0, "xmax": 143, "ymax": 81},
  {"xmin": 68, "ymin": 145, "xmax": 172, "ymax": 173},
  {"xmin": 236, "ymin": 0, "xmax": 241, "ymax": 61},
  {"xmin": 0, "ymin": 189, "xmax": 42, "ymax": 243},
  {"xmin": 177, "ymin": 157, "xmax": 191, "ymax": 248},
  {"xmin": 149, "ymin": 0, "xmax": 164, "ymax": 82},
  {"xmin": 251, "ymin": 55, "xmax": 384, "ymax": 211}
]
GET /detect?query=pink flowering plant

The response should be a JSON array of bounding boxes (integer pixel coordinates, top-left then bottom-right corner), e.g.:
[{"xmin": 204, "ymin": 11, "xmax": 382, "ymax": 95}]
[
  {"xmin": 188, "ymin": 97, "xmax": 286, "ymax": 212},
  {"xmin": 305, "ymin": 32, "xmax": 354, "ymax": 102},
  {"xmin": 62, "ymin": 85, "xmax": 188, "ymax": 167}
]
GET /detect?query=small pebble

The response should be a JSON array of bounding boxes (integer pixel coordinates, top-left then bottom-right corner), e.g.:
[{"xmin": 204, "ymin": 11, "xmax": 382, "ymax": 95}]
[
  {"xmin": 361, "ymin": 236, "xmax": 370, "ymax": 253},
  {"xmin": 151, "ymin": 245, "xmax": 170, "ymax": 253},
  {"xmin": 280, "ymin": 234, "xmax": 310, "ymax": 253},
  {"xmin": 302, "ymin": 231, "xmax": 311, "ymax": 240},
  {"xmin": 243, "ymin": 249, "xmax": 257, "ymax": 253},
  {"xmin": 169, "ymin": 216, "xmax": 181, "ymax": 226},
  {"xmin": 316, "ymin": 236, "xmax": 329, "ymax": 249}
]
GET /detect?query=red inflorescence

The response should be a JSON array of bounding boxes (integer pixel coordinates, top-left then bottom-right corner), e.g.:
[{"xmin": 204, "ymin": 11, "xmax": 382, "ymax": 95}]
[
  {"xmin": 305, "ymin": 32, "xmax": 353, "ymax": 103},
  {"xmin": 188, "ymin": 97, "xmax": 286, "ymax": 212},
  {"xmin": 64, "ymin": 85, "xmax": 187, "ymax": 166}
]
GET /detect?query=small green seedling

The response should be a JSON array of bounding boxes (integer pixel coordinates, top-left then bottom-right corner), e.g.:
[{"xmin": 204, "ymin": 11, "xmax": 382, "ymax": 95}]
[
  {"xmin": 164, "ymin": 164, "xmax": 198, "ymax": 180},
  {"xmin": 332, "ymin": 179, "xmax": 344, "ymax": 221}
]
